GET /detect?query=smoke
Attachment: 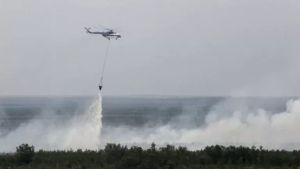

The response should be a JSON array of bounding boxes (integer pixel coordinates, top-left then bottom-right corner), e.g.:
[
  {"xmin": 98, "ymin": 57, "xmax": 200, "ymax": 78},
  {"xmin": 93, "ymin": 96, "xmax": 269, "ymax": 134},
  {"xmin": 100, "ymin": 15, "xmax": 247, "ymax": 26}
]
[
  {"xmin": 0, "ymin": 93, "xmax": 102, "ymax": 152},
  {"xmin": 1, "ymin": 96, "xmax": 300, "ymax": 151},
  {"xmin": 180, "ymin": 99, "xmax": 300, "ymax": 150},
  {"xmin": 101, "ymin": 98, "xmax": 300, "ymax": 150}
]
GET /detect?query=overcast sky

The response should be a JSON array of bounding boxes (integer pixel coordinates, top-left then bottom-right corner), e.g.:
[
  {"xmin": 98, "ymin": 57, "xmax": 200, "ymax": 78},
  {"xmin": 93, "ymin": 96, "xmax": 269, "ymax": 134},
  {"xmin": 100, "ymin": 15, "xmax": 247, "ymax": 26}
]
[{"xmin": 1, "ymin": 0, "xmax": 300, "ymax": 96}]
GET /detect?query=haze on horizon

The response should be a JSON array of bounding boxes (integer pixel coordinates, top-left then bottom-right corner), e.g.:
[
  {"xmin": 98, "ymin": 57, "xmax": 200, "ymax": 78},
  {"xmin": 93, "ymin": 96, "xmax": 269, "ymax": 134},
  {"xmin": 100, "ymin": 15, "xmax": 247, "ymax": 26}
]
[{"xmin": 1, "ymin": 0, "xmax": 300, "ymax": 97}]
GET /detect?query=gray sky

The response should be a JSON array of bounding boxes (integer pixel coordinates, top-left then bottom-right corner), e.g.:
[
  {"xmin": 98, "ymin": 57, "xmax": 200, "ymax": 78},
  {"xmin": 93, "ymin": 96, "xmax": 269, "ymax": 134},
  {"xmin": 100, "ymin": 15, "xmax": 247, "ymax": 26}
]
[{"xmin": 1, "ymin": 0, "xmax": 300, "ymax": 96}]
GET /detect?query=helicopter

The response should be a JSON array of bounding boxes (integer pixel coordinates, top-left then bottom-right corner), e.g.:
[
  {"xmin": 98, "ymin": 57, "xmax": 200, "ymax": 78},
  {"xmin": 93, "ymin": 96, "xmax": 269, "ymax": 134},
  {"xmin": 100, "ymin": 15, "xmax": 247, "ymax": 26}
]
[
  {"xmin": 85, "ymin": 27, "xmax": 121, "ymax": 40},
  {"xmin": 85, "ymin": 26, "xmax": 122, "ymax": 91}
]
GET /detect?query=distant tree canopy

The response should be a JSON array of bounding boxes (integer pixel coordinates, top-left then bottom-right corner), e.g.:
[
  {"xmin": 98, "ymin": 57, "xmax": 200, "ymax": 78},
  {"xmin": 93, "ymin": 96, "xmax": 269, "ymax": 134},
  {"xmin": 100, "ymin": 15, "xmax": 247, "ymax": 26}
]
[{"xmin": 0, "ymin": 143, "xmax": 299, "ymax": 169}]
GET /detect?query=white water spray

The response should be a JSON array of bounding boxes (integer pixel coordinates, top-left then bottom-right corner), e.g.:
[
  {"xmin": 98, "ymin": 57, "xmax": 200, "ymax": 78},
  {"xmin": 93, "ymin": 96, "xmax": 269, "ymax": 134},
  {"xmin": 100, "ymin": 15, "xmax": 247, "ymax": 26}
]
[
  {"xmin": 54, "ymin": 93, "xmax": 103, "ymax": 150},
  {"xmin": 0, "ymin": 93, "xmax": 103, "ymax": 152}
]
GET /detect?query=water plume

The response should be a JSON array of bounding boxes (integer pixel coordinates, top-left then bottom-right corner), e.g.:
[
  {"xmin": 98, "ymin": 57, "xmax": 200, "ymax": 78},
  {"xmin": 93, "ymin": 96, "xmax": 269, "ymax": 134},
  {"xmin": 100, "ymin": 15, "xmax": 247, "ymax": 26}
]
[{"xmin": 0, "ymin": 93, "xmax": 102, "ymax": 152}]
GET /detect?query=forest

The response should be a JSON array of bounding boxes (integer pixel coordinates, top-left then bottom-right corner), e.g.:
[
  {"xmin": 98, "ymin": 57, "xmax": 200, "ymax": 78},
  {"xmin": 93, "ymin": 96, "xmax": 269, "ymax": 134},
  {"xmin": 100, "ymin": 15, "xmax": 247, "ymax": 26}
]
[{"xmin": 0, "ymin": 143, "xmax": 300, "ymax": 169}]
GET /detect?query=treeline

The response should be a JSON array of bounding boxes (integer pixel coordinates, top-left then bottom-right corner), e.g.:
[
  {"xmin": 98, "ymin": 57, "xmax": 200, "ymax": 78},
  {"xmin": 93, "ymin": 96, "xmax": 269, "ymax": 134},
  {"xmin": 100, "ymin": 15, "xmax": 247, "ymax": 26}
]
[{"xmin": 0, "ymin": 143, "xmax": 300, "ymax": 169}]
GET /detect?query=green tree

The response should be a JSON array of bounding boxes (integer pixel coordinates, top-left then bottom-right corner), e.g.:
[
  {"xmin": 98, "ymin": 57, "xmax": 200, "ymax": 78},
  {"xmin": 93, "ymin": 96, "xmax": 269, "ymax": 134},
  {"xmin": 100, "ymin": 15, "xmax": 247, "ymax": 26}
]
[{"xmin": 16, "ymin": 144, "xmax": 35, "ymax": 164}]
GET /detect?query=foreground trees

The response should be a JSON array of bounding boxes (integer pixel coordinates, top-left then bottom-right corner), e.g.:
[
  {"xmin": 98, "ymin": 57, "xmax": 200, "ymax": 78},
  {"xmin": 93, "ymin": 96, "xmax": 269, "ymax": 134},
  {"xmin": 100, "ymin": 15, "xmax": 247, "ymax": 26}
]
[
  {"xmin": 0, "ymin": 143, "xmax": 300, "ymax": 169},
  {"xmin": 16, "ymin": 144, "xmax": 35, "ymax": 164}
]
